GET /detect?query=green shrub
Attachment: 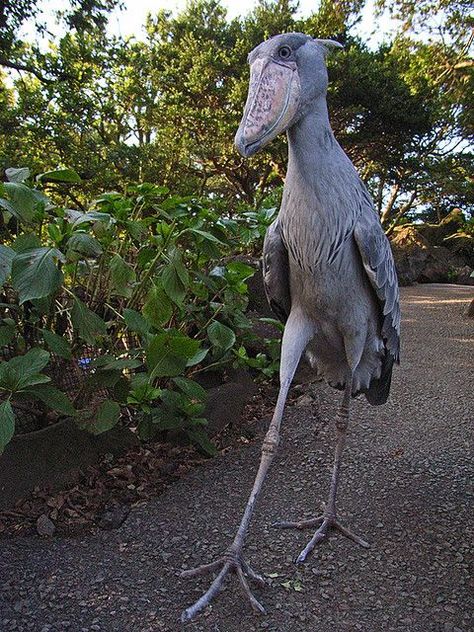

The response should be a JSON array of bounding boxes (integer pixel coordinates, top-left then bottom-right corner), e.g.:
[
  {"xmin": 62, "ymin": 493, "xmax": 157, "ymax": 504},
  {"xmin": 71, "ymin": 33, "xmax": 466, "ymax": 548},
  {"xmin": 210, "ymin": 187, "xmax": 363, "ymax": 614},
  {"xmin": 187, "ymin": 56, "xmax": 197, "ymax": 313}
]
[{"xmin": 0, "ymin": 167, "xmax": 276, "ymax": 454}]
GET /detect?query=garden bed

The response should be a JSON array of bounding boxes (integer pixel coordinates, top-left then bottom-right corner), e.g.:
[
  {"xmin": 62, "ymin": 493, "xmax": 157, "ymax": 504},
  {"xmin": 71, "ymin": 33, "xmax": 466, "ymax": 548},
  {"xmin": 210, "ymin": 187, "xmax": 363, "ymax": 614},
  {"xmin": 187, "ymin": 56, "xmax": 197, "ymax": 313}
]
[{"xmin": 0, "ymin": 383, "xmax": 277, "ymax": 537}]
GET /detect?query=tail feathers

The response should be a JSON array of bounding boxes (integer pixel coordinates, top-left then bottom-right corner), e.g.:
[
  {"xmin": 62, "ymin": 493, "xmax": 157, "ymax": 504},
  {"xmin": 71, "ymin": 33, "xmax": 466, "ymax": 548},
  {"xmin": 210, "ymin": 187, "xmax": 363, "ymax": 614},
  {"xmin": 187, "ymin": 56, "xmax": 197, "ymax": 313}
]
[{"xmin": 364, "ymin": 352, "xmax": 394, "ymax": 406}]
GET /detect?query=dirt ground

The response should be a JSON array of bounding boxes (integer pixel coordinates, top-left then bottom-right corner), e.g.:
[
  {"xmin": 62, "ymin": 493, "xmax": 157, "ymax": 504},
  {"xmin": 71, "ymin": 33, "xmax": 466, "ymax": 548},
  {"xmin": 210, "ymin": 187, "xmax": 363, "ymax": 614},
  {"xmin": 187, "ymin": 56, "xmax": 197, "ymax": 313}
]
[{"xmin": 1, "ymin": 284, "xmax": 473, "ymax": 632}]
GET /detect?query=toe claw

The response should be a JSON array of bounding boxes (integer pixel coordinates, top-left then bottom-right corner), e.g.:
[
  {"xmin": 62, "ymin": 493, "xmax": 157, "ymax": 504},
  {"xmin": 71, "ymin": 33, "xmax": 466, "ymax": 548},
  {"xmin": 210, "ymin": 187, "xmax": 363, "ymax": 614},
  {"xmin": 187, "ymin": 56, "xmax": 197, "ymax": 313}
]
[
  {"xmin": 241, "ymin": 559, "xmax": 267, "ymax": 587},
  {"xmin": 236, "ymin": 566, "xmax": 266, "ymax": 615}
]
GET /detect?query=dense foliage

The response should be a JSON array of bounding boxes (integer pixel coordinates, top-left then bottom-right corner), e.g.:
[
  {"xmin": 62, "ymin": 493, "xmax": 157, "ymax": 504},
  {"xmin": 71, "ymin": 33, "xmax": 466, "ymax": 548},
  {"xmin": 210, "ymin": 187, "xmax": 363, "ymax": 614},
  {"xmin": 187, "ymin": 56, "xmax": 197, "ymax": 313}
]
[
  {"xmin": 0, "ymin": 167, "xmax": 280, "ymax": 453},
  {"xmin": 1, "ymin": 0, "xmax": 472, "ymax": 223}
]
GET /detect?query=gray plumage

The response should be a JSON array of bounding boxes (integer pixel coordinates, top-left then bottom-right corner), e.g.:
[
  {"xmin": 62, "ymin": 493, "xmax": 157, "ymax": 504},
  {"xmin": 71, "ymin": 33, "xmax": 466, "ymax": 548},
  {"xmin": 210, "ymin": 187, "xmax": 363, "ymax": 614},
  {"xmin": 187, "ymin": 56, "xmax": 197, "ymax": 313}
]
[
  {"xmin": 181, "ymin": 32, "xmax": 400, "ymax": 622},
  {"xmin": 257, "ymin": 34, "xmax": 400, "ymax": 402}
]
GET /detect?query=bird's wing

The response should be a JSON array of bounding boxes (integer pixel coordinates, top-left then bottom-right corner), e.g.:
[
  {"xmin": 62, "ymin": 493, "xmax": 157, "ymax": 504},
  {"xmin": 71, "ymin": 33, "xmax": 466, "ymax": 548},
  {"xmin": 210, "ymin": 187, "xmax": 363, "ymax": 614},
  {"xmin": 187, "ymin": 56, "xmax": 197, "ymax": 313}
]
[
  {"xmin": 262, "ymin": 218, "xmax": 291, "ymax": 323},
  {"xmin": 353, "ymin": 207, "xmax": 400, "ymax": 363}
]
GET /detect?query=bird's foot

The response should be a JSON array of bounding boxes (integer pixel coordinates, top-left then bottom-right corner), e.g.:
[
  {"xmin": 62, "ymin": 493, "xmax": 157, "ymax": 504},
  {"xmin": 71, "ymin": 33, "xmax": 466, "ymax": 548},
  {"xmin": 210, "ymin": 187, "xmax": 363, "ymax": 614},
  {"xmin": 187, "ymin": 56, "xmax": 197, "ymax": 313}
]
[
  {"xmin": 273, "ymin": 509, "xmax": 369, "ymax": 563},
  {"xmin": 180, "ymin": 547, "xmax": 267, "ymax": 622}
]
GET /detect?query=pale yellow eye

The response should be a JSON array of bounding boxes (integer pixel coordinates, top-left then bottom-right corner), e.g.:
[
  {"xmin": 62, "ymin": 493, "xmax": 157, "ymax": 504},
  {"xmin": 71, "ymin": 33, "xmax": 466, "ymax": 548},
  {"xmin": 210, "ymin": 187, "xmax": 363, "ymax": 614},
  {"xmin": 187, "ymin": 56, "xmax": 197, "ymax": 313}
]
[{"xmin": 278, "ymin": 46, "xmax": 292, "ymax": 60}]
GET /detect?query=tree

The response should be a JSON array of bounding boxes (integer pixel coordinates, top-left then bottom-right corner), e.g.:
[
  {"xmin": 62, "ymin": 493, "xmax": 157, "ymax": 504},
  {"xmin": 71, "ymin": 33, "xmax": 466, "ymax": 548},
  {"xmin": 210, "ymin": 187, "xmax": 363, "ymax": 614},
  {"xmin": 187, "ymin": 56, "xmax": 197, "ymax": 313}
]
[
  {"xmin": 0, "ymin": 0, "xmax": 119, "ymax": 83},
  {"xmin": 1, "ymin": 0, "xmax": 472, "ymax": 226}
]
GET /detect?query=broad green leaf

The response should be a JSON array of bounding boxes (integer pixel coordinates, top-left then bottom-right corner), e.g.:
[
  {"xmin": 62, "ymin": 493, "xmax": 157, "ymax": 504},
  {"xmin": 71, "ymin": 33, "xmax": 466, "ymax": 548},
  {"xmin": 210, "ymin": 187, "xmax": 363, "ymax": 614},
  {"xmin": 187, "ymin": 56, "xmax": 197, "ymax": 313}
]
[
  {"xmin": 42, "ymin": 329, "xmax": 72, "ymax": 360},
  {"xmin": 7, "ymin": 348, "xmax": 50, "ymax": 377},
  {"xmin": 12, "ymin": 233, "xmax": 41, "ymax": 252},
  {"xmin": 161, "ymin": 264, "xmax": 187, "ymax": 305},
  {"xmin": 127, "ymin": 379, "xmax": 161, "ymax": 405},
  {"xmin": 71, "ymin": 298, "xmax": 107, "ymax": 344},
  {"xmin": 26, "ymin": 383, "xmax": 75, "ymax": 415},
  {"xmin": 0, "ymin": 245, "xmax": 15, "ymax": 286},
  {"xmin": 0, "ymin": 400, "xmax": 15, "ymax": 453},
  {"xmin": 226, "ymin": 261, "xmax": 256, "ymax": 281},
  {"xmin": 5, "ymin": 167, "xmax": 30, "ymax": 183},
  {"xmin": 147, "ymin": 330, "xmax": 200, "ymax": 379},
  {"xmin": 123, "ymin": 308, "xmax": 150, "ymax": 336},
  {"xmin": 2, "ymin": 182, "xmax": 49, "ymax": 222},
  {"xmin": 186, "ymin": 347, "xmax": 209, "ymax": 367},
  {"xmin": 186, "ymin": 427, "xmax": 217, "ymax": 456},
  {"xmin": 171, "ymin": 253, "xmax": 190, "ymax": 287},
  {"xmin": 160, "ymin": 388, "xmax": 187, "ymax": 412},
  {"xmin": 67, "ymin": 233, "xmax": 103, "ymax": 259},
  {"xmin": 0, "ymin": 323, "xmax": 15, "ymax": 346},
  {"xmin": 150, "ymin": 405, "xmax": 182, "ymax": 430},
  {"xmin": 89, "ymin": 399, "xmax": 121, "ymax": 434},
  {"xmin": 0, "ymin": 197, "xmax": 19, "ymax": 216},
  {"xmin": 207, "ymin": 321, "xmax": 236, "ymax": 352},
  {"xmin": 36, "ymin": 168, "xmax": 81, "ymax": 184},
  {"xmin": 0, "ymin": 362, "xmax": 19, "ymax": 391},
  {"xmin": 187, "ymin": 228, "xmax": 225, "ymax": 244},
  {"xmin": 110, "ymin": 254, "xmax": 136, "ymax": 296},
  {"xmin": 11, "ymin": 247, "xmax": 64, "ymax": 303},
  {"xmin": 66, "ymin": 210, "xmax": 114, "ymax": 228},
  {"xmin": 16, "ymin": 373, "xmax": 51, "ymax": 390},
  {"xmin": 172, "ymin": 376, "xmax": 207, "ymax": 402},
  {"xmin": 143, "ymin": 284, "xmax": 173, "ymax": 328}
]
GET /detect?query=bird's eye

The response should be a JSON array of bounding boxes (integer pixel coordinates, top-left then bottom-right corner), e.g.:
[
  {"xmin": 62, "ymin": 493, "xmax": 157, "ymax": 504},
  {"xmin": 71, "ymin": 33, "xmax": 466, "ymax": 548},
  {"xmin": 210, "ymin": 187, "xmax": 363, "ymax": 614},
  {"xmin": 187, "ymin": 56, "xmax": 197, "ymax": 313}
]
[{"xmin": 278, "ymin": 45, "xmax": 292, "ymax": 60}]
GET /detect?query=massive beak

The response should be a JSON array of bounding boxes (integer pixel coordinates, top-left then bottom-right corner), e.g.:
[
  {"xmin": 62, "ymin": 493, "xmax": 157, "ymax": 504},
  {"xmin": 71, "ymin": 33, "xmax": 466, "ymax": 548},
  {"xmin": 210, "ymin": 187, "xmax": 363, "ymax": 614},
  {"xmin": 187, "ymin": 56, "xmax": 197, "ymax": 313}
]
[{"xmin": 235, "ymin": 57, "xmax": 300, "ymax": 158}]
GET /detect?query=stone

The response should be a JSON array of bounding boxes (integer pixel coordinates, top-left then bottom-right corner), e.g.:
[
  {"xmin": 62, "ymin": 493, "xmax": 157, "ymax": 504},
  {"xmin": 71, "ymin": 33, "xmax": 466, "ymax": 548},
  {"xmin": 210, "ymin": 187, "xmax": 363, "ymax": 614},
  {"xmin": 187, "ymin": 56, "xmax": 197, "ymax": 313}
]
[
  {"xmin": 36, "ymin": 514, "xmax": 56, "ymax": 537},
  {"xmin": 98, "ymin": 502, "xmax": 130, "ymax": 530}
]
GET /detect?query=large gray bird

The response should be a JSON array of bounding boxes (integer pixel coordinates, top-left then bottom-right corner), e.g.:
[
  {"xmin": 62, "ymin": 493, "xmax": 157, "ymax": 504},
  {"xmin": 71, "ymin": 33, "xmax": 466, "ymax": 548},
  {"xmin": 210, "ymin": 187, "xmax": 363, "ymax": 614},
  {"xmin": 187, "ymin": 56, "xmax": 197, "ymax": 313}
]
[{"xmin": 181, "ymin": 32, "xmax": 400, "ymax": 621}]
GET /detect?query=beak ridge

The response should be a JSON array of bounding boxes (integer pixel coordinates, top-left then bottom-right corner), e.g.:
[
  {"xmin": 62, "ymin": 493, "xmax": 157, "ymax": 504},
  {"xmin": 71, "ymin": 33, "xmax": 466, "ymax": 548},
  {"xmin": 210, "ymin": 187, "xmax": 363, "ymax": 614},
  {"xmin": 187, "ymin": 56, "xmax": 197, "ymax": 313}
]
[{"xmin": 235, "ymin": 57, "xmax": 300, "ymax": 157}]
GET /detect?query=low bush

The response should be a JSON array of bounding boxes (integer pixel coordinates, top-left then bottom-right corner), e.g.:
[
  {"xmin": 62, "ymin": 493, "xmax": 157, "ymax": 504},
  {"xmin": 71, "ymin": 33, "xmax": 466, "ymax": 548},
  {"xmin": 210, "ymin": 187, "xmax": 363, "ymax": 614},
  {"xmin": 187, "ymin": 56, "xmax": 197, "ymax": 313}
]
[{"xmin": 0, "ymin": 167, "xmax": 279, "ymax": 454}]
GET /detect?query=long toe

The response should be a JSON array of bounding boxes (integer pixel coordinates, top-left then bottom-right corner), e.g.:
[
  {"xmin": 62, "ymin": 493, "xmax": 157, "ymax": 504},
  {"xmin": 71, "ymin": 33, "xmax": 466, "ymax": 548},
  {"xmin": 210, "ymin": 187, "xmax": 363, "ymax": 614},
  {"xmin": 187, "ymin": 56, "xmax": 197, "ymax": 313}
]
[
  {"xmin": 334, "ymin": 520, "xmax": 370, "ymax": 548},
  {"xmin": 272, "ymin": 514, "xmax": 324, "ymax": 530},
  {"xmin": 294, "ymin": 515, "xmax": 370, "ymax": 564},
  {"xmin": 181, "ymin": 553, "xmax": 267, "ymax": 622},
  {"xmin": 296, "ymin": 520, "xmax": 330, "ymax": 563}
]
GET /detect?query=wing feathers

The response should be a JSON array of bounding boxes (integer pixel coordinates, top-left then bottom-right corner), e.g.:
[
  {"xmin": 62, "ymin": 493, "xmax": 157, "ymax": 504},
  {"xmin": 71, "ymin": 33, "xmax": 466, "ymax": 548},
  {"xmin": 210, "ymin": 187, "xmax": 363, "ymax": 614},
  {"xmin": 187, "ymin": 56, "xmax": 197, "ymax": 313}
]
[
  {"xmin": 354, "ymin": 212, "xmax": 400, "ymax": 364},
  {"xmin": 262, "ymin": 219, "xmax": 291, "ymax": 323}
]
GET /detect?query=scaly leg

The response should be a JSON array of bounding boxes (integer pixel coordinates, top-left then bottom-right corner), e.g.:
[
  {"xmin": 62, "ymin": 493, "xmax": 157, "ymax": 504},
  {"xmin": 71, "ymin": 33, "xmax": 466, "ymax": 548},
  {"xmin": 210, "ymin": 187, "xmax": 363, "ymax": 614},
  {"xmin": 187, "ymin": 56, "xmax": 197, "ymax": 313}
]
[
  {"xmin": 181, "ymin": 313, "xmax": 314, "ymax": 622},
  {"xmin": 274, "ymin": 374, "xmax": 370, "ymax": 562}
]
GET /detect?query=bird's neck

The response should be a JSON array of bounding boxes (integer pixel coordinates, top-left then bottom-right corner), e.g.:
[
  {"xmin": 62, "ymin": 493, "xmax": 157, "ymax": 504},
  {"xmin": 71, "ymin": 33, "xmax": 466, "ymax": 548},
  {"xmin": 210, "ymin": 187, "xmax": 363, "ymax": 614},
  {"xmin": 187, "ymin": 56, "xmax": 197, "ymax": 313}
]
[{"xmin": 286, "ymin": 97, "xmax": 348, "ymax": 183}]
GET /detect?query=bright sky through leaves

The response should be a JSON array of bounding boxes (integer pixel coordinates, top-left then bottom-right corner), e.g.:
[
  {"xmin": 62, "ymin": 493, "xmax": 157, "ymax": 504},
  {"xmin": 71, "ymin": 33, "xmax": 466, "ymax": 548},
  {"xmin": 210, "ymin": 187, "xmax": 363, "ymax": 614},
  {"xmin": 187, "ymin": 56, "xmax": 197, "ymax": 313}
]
[{"xmin": 22, "ymin": 0, "xmax": 400, "ymax": 50}]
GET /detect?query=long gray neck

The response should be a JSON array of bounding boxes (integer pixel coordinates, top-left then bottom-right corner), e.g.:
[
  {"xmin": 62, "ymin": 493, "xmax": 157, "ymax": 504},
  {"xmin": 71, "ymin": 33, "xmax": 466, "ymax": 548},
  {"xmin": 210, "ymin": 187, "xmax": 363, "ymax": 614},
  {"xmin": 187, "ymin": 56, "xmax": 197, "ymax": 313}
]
[
  {"xmin": 281, "ymin": 96, "xmax": 361, "ymax": 267},
  {"xmin": 286, "ymin": 96, "xmax": 351, "ymax": 187}
]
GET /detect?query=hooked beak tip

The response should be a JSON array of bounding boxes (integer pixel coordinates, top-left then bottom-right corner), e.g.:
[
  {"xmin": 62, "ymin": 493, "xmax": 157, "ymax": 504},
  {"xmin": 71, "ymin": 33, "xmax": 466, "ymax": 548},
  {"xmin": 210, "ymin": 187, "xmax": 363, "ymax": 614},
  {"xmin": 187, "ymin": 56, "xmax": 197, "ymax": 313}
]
[{"xmin": 234, "ymin": 131, "xmax": 261, "ymax": 158}]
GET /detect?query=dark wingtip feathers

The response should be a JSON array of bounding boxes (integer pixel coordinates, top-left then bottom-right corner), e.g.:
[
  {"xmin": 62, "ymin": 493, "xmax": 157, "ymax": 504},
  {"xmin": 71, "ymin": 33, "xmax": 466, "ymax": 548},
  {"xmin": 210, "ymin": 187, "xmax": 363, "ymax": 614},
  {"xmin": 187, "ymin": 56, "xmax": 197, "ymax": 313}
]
[{"xmin": 364, "ymin": 352, "xmax": 395, "ymax": 406}]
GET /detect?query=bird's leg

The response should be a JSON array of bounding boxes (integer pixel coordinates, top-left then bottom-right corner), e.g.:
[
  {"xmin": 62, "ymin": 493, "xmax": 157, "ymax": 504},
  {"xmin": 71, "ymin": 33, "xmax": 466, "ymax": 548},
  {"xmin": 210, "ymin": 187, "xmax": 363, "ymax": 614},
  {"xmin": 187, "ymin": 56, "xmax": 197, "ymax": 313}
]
[
  {"xmin": 274, "ymin": 375, "xmax": 370, "ymax": 562},
  {"xmin": 181, "ymin": 314, "xmax": 313, "ymax": 622}
]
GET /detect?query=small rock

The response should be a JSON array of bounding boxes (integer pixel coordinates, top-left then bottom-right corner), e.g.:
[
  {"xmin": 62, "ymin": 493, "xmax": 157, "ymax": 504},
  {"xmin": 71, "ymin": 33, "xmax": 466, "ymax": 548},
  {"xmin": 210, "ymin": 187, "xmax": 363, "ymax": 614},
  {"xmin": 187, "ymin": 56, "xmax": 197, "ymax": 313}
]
[
  {"xmin": 98, "ymin": 502, "xmax": 130, "ymax": 530},
  {"xmin": 36, "ymin": 514, "xmax": 56, "ymax": 537}
]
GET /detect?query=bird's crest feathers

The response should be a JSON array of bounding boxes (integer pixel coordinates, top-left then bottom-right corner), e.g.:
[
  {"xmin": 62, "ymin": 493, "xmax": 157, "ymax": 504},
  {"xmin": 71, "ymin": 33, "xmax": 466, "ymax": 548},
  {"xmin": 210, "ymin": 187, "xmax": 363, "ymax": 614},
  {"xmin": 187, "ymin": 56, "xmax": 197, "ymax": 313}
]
[{"xmin": 313, "ymin": 39, "xmax": 344, "ymax": 55}]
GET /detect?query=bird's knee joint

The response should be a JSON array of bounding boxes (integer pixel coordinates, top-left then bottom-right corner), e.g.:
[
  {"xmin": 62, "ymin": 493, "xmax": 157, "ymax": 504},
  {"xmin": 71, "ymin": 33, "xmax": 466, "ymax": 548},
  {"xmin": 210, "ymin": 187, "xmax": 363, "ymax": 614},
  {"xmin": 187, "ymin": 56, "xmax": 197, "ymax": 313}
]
[
  {"xmin": 336, "ymin": 407, "xmax": 349, "ymax": 432},
  {"xmin": 262, "ymin": 434, "xmax": 279, "ymax": 455}
]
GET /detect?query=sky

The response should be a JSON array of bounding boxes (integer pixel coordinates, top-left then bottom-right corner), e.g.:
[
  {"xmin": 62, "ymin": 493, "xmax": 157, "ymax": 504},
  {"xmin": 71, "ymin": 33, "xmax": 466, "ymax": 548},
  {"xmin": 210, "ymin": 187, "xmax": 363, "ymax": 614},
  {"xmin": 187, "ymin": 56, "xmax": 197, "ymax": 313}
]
[{"xmin": 23, "ymin": 0, "xmax": 400, "ymax": 50}]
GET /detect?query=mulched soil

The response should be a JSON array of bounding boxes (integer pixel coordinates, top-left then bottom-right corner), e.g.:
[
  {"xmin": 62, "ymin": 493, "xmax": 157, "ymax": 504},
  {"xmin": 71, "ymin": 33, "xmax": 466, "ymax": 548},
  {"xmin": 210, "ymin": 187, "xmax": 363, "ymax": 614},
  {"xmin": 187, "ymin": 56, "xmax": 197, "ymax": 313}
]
[{"xmin": 0, "ymin": 385, "xmax": 279, "ymax": 538}]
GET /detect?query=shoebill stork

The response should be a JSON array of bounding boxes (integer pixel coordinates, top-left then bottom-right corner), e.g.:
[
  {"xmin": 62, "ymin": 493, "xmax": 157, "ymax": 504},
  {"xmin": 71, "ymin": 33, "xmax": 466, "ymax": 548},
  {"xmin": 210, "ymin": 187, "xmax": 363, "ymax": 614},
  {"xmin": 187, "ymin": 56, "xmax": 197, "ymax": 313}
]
[{"xmin": 181, "ymin": 32, "xmax": 400, "ymax": 621}]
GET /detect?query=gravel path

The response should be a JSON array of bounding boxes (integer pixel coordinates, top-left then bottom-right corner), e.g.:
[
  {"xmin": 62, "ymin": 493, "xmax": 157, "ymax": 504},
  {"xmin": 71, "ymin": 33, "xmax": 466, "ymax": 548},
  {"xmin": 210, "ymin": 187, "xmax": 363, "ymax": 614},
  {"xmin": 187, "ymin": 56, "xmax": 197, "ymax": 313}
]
[{"xmin": 1, "ymin": 284, "xmax": 473, "ymax": 632}]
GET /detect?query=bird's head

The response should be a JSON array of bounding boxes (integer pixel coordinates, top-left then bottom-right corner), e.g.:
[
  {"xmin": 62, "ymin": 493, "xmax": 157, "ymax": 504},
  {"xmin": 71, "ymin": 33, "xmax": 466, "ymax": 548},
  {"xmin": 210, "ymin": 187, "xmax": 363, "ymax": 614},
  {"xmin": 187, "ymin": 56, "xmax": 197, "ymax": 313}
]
[{"xmin": 234, "ymin": 33, "xmax": 343, "ymax": 158}]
